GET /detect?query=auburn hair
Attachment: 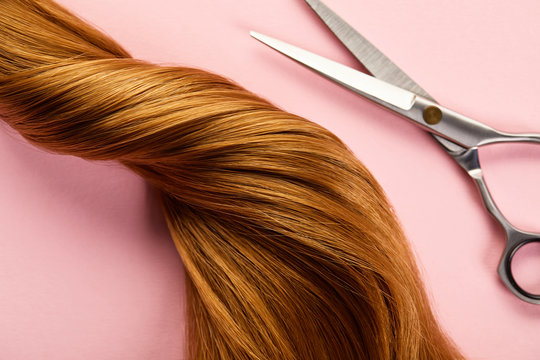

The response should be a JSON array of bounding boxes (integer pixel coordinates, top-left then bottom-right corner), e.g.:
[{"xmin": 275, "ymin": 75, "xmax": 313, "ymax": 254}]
[{"xmin": 0, "ymin": 1, "xmax": 463, "ymax": 359}]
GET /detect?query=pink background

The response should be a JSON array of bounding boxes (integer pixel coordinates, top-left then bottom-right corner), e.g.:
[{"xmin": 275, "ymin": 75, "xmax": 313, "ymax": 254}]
[{"xmin": 1, "ymin": 0, "xmax": 540, "ymax": 358}]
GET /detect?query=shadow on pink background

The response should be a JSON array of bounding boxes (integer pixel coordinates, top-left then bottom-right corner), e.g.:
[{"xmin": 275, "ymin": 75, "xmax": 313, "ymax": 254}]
[{"xmin": 1, "ymin": 0, "xmax": 540, "ymax": 359}]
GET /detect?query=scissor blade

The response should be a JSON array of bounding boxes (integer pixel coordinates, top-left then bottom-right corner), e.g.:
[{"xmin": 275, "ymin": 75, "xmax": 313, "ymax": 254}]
[
  {"xmin": 251, "ymin": 31, "xmax": 416, "ymax": 111},
  {"xmin": 303, "ymin": 0, "xmax": 465, "ymax": 153},
  {"xmin": 250, "ymin": 31, "xmax": 505, "ymax": 151},
  {"xmin": 304, "ymin": 0, "xmax": 433, "ymax": 100}
]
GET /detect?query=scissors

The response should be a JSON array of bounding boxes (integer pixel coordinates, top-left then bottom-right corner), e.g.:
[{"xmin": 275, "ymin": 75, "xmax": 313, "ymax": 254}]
[{"xmin": 251, "ymin": 0, "xmax": 540, "ymax": 304}]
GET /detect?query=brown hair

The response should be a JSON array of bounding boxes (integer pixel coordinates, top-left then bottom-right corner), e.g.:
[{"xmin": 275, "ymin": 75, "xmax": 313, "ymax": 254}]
[{"xmin": 0, "ymin": 1, "xmax": 463, "ymax": 358}]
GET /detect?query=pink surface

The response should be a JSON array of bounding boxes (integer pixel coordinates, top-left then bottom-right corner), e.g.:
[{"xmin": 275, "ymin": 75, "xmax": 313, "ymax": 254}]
[{"xmin": 1, "ymin": 0, "xmax": 540, "ymax": 358}]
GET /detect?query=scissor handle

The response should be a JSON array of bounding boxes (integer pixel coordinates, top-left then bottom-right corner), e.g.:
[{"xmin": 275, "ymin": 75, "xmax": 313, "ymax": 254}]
[
  {"xmin": 498, "ymin": 232, "xmax": 540, "ymax": 304},
  {"xmin": 456, "ymin": 148, "xmax": 540, "ymax": 304}
]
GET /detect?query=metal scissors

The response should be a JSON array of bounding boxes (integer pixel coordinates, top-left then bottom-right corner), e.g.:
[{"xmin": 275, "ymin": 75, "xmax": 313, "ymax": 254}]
[{"xmin": 251, "ymin": 0, "xmax": 540, "ymax": 304}]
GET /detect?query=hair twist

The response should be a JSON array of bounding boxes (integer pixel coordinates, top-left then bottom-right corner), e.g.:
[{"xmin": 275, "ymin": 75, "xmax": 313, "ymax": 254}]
[{"xmin": 0, "ymin": 1, "xmax": 462, "ymax": 359}]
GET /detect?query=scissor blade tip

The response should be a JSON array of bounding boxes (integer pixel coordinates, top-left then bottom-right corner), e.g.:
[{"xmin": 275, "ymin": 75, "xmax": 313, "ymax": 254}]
[
  {"xmin": 250, "ymin": 31, "xmax": 274, "ymax": 45},
  {"xmin": 250, "ymin": 31, "xmax": 265, "ymax": 40}
]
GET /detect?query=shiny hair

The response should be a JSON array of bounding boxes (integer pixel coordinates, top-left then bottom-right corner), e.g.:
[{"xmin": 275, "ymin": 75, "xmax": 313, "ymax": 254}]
[{"xmin": 0, "ymin": 1, "xmax": 463, "ymax": 359}]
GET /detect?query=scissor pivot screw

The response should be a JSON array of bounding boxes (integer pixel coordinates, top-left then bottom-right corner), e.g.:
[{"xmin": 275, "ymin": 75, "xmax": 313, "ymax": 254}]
[{"xmin": 423, "ymin": 106, "xmax": 442, "ymax": 125}]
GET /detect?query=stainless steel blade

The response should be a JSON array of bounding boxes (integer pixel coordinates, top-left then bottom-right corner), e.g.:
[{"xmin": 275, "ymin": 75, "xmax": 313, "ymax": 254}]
[
  {"xmin": 303, "ymin": 0, "xmax": 463, "ymax": 153},
  {"xmin": 251, "ymin": 31, "xmax": 416, "ymax": 110},
  {"xmin": 304, "ymin": 0, "xmax": 431, "ymax": 99}
]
